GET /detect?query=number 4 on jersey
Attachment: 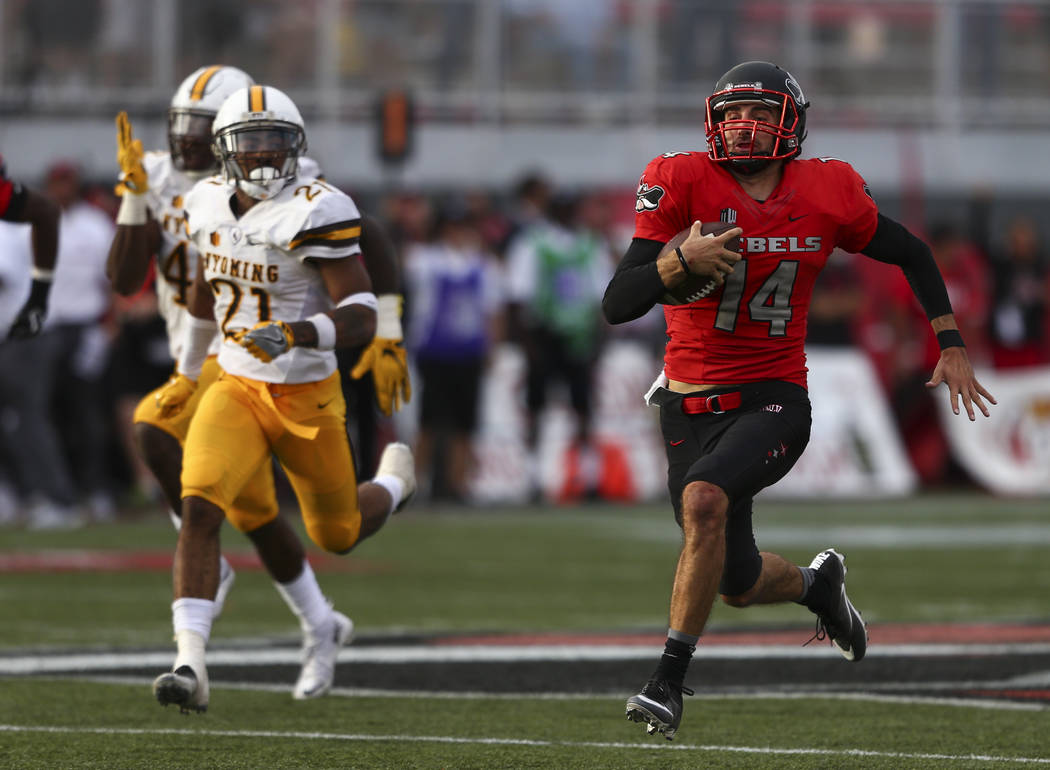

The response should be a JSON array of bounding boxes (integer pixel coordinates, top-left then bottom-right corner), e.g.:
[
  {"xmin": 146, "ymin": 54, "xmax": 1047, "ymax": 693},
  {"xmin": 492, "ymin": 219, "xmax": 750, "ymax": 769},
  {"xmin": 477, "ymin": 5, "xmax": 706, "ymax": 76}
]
[
  {"xmin": 714, "ymin": 260, "xmax": 799, "ymax": 337},
  {"xmin": 161, "ymin": 241, "xmax": 191, "ymax": 305}
]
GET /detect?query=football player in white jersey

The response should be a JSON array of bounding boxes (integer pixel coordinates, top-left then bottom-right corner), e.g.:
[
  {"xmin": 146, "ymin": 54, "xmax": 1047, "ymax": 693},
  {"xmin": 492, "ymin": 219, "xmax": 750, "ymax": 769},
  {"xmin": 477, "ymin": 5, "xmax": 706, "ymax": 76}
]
[
  {"xmin": 106, "ymin": 67, "xmax": 410, "ymax": 705},
  {"xmin": 149, "ymin": 85, "xmax": 416, "ymax": 714}
]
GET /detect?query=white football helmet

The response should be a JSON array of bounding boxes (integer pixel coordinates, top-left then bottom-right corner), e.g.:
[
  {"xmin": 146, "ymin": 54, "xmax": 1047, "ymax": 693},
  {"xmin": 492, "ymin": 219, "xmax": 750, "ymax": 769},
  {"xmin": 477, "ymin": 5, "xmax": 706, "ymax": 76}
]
[
  {"xmin": 168, "ymin": 65, "xmax": 254, "ymax": 177},
  {"xmin": 212, "ymin": 85, "xmax": 307, "ymax": 201}
]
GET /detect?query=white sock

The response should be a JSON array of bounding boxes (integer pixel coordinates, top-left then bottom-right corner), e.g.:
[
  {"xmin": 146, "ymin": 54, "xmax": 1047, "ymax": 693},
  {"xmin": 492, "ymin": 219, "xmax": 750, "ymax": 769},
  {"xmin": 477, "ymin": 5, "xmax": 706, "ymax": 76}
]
[
  {"xmin": 274, "ymin": 560, "xmax": 331, "ymax": 634},
  {"xmin": 172, "ymin": 597, "xmax": 214, "ymax": 645},
  {"xmin": 372, "ymin": 475, "xmax": 404, "ymax": 514}
]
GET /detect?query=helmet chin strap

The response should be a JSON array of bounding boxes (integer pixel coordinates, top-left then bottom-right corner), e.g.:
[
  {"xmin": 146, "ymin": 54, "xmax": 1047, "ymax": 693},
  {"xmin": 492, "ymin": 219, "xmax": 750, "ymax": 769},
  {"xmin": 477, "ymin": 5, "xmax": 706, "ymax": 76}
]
[{"xmin": 728, "ymin": 157, "xmax": 773, "ymax": 175}]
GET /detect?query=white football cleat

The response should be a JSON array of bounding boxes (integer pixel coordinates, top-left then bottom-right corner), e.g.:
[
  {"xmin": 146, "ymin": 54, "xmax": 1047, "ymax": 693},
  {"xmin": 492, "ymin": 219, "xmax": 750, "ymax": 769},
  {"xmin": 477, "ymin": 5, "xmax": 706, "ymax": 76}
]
[
  {"xmin": 375, "ymin": 442, "xmax": 416, "ymax": 513},
  {"xmin": 212, "ymin": 556, "xmax": 236, "ymax": 620},
  {"xmin": 153, "ymin": 662, "xmax": 209, "ymax": 714},
  {"xmin": 293, "ymin": 611, "xmax": 354, "ymax": 700}
]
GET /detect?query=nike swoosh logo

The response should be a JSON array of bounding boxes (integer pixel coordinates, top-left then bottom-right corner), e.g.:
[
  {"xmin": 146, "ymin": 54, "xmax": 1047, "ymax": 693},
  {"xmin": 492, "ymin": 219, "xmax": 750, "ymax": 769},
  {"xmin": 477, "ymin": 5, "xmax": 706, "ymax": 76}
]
[
  {"xmin": 787, "ymin": 214, "xmax": 808, "ymax": 221},
  {"xmin": 318, "ymin": 399, "xmax": 333, "ymax": 409},
  {"xmin": 669, "ymin": 439, "xmax": 686, "ymax": 447}
]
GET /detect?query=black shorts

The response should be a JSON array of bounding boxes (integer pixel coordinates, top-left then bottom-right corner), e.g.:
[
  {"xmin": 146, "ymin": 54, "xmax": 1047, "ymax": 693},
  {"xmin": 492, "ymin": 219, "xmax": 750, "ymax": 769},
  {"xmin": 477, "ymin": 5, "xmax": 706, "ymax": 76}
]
[
  {"xmin": 654, "ymin": 381, "xmax": 812, "ymax": 595},
  {"xmin": 417, "ymin": 356, "xmax": 484, "ymax": 432}
]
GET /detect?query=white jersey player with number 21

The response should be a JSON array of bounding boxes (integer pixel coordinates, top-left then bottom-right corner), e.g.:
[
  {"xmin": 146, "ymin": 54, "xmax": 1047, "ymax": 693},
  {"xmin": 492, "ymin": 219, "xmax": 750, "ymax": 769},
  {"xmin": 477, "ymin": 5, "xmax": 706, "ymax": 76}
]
[{"xmin": 150, "ymin": 84, "xmax": 415, "ymax": 714}]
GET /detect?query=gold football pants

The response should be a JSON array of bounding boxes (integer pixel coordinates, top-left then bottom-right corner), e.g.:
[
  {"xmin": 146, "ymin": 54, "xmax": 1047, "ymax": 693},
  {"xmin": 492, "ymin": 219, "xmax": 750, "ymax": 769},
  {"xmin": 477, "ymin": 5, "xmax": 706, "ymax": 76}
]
[{"xmin": 181, "ymin": 370, "xmax": 361, "ymax": 552}]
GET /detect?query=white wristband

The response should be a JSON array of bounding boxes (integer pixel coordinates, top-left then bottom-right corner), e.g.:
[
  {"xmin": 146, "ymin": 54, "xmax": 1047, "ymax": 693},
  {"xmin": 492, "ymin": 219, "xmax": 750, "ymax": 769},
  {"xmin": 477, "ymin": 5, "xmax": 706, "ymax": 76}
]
[
  {"xmin": 307, "ymin": 312, "xmax": 337, "ymax": 351},
  {"xmin": 336, "ymin": 291, "xmax": 378, "ymax": 312},
  {"xmin": 30, "ymin": 267, "xmax": 55, "ymax": 282},
  {"xmin": 177, "ymin": 315, "xmax": 217, "ymax": 380},
  {"xmin": 375, "ymin": 294, "xmax": 404, "ymax": 340},
  {"xmin": 116, "ymin": 192, "xmax": 148, "ymax": 226}
]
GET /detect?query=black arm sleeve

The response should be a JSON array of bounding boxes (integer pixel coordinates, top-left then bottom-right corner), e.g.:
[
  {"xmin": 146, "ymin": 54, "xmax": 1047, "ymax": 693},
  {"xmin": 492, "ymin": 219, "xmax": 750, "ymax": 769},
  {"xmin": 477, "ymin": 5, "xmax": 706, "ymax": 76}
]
[
  {"xmin": 861, "ymin": 213, "xmax": 954, "ymax": 320},
  {"xmin": 602, "ymin": 238, "xmax": 666, "ymax": 324}
]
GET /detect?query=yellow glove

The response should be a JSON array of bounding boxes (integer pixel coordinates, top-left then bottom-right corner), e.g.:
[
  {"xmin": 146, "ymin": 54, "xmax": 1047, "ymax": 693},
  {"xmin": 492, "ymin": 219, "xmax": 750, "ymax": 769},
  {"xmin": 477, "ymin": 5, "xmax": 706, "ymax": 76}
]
[
  {"xmin": 231, "ymin": 320, "xmax": 295, "ymax": 363},
  {"xmin": 114, "ymin": 111, "xmax": 148, "ymax": 196},
  {"xmin": 350, "ymin": 338, "xmax": 412, "ymax": 416},
  {"xmin": 155, "ymin": 374, "xmax": 197, "ymax": 419}
]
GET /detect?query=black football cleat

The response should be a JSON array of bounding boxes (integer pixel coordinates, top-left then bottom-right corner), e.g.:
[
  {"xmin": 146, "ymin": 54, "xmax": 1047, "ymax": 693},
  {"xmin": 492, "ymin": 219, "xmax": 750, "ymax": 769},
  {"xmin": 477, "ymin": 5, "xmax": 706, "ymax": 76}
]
[
  {"xmin": 625, "ymin": 678, "xmax": 693, "ymax": 740},
  {"xmin": 807, "ymin": 548, "xmax": 868, "ymax": 662}
]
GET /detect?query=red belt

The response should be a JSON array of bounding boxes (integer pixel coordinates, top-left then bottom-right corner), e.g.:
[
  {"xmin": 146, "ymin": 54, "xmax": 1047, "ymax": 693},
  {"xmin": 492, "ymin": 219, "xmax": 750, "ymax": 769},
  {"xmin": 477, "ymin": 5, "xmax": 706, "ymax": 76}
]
[{"xmin": 681, "ymin": 391, "xmax": 742, "ymax": 415}]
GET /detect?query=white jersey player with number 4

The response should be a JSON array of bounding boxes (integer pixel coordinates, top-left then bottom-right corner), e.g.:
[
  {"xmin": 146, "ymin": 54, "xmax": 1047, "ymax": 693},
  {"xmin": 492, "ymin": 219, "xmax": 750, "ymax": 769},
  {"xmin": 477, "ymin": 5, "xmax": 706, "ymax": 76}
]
[
  {"xmin": 143, "ymin": 150, "xmax": 219, "ymax": 360},
  {"xmin": 183, "ymin": 172, "xmax": 362, "ymax": 383}
]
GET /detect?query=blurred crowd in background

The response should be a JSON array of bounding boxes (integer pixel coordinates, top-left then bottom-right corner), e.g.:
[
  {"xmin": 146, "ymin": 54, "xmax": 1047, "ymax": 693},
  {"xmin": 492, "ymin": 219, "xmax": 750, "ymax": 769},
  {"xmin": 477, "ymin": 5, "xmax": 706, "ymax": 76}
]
[
  {"xmin": 0, "ymin": 161, "xmax": 1047, "ymax": 528},
  {"xmin": 0, "ymin": 0, "xmax": 1049, "ymax": 526}
]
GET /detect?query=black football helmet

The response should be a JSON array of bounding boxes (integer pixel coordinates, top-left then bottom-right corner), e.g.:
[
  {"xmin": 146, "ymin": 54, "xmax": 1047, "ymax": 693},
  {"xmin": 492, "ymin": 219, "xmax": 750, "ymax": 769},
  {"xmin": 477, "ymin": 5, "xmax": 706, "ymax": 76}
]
[{"xmin": 705, "ymin": 61, "xmax": 809, "ymax": 174}]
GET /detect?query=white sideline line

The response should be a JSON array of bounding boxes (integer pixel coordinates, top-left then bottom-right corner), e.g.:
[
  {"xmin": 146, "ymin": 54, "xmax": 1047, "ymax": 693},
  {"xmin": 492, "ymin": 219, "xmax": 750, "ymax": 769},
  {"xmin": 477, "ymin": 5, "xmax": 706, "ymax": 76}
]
[
  {"xmin": 4, "ymin": 641, "xmax": 1050, "ymax": 674},
  {"xmin": 1, "ymin": 724, "xmax": 1048, "ymax": 764}
]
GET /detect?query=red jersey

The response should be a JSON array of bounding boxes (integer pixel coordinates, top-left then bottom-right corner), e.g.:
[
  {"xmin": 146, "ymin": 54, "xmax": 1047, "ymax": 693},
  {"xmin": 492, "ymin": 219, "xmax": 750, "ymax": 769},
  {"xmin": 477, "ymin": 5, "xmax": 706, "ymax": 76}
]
[{"xmin": 634, "ymin": 153, "xmax": 878, "ymax": 388}]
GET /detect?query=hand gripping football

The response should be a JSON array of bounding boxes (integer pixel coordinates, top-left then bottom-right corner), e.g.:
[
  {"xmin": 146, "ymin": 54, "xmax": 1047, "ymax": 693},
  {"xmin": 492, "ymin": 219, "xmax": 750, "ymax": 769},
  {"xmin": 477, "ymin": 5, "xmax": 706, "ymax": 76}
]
[{"xmin": 659, "ymin": 222, "xmax": 741, "ymax": 305}]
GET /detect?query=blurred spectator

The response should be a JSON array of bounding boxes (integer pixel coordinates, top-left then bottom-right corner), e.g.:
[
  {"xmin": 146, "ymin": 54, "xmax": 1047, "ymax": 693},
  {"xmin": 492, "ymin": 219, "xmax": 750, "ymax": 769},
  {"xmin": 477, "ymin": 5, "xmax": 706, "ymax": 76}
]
[
  {"xmin": 499, "ymin": 172, "xmax": 552, "ymax": 256},
  {"xmin": 382, "ymin": 191, "xmax": 433, "ymax": 258},
  {"xmin": 988, "ymin": 216, "xmax": 1049, "ymax": 369},
  {"xmin": 404, "ymin": 202, "xmax": 504, "ymax": 503},
  {"xmin": 5, "ymin": 163, "xmax": 117, "ymax": 527},
  {"xmin": 807, "ymin": 249, "xmax": 865, "ymax": 348},
  {"xmin": 462, "ymin": 189, "xmax": 512, "ymax": 256},
  {"xmin": 46, "ymin": 163, "xmax": 118, "ymax": 519},
  {"xmin": 928, "ymin": 222, "xmax": 991, "ymax": 367},
  {"xmin": 505, "ymin": 190, "xmax": 611, "ymax": 499},
  {"xmin": 870, "ymin": 221, "xmax": 991, "ymax": 485}
]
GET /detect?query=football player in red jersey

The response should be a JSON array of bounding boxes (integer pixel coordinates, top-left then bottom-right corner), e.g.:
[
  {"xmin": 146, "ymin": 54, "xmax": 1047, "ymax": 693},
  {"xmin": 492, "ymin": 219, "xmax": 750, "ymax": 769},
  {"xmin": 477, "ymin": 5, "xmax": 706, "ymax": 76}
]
[
  {"xmin": 1, "ymin": 157, "xmax": 60, "ymax": 338},
  {"xmin": 604, "ymin": 61, "xmax": 996, "ymax": 740}
]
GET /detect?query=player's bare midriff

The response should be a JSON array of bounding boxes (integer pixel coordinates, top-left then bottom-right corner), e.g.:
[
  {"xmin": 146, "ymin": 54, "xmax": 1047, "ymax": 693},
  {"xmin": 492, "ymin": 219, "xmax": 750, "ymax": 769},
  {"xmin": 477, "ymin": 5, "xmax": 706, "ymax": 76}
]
[{"xmin": 668, "ymin": 379, "xmax": 734, "ymax": 393}]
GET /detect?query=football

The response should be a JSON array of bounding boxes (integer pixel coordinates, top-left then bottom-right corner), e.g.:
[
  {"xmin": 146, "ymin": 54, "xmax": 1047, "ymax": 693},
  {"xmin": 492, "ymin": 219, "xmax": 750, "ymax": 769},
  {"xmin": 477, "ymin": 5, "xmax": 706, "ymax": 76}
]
[{"xmin": 659, "ymin": 222, "xmax": 741, "ymax": 305}]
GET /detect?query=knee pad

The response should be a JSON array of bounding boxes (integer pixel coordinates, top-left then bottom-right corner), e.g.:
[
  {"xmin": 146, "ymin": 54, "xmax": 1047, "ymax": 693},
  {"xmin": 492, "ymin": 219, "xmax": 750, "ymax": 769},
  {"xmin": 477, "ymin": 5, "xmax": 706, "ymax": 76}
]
[{"xmin": 304, "ymin": 515, "xmax": 361, "ymax": 554}]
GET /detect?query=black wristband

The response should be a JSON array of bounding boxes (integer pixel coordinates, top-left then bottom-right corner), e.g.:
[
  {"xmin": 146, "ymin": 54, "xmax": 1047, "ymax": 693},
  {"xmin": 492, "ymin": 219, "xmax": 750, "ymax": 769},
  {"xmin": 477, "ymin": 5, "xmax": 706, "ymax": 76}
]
[
  {"xmin": 27, "ymin": 277, "xmax": 51, "ymax": 305},
  {"xmin": 936, "ymin": 329, "xmax": 965, "ymax": 350},
  {"xmin": 674, "ymin": 246, "xmax": 691, "ymax": 275}
]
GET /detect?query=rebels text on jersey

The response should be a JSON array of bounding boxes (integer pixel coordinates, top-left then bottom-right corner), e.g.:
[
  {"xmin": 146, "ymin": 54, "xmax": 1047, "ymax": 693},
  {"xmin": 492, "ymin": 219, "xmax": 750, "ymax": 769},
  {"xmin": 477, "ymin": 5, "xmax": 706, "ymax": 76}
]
[
  {"xmin": 634, "ymin": 152, "xmax": 878, "ymax": 388},
  {"xmin": 183, "ymin": 174, "xmax": 363, "ymax": 384}
]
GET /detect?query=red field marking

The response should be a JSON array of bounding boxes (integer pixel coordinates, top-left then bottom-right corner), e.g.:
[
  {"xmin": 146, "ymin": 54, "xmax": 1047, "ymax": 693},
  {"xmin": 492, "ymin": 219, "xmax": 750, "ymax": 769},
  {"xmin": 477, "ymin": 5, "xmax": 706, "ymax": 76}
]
[
  {"xmin": 439, "ymin": 622, "xmax": 1050, "ymax": 647},
  {"xmin": 964, "ymin": 689, "xmax": 1050, "ymax": 700},
  {"xmin": 0, "ymin": 549, "xmax": 390, "ymax": 574}
]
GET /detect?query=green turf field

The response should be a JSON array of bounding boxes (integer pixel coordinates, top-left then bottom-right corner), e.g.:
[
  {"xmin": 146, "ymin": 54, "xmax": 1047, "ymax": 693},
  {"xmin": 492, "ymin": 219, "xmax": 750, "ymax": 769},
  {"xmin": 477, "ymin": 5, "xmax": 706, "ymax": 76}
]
[{"xmin": 1, "ymin": 493, "xmax": 1049, "ymax": 767}]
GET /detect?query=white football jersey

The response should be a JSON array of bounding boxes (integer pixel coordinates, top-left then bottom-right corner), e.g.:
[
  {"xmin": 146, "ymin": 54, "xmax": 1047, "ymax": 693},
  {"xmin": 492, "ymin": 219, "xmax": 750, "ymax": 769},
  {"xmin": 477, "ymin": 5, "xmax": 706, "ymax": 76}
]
[
  {"xmin": 183, "ymin": 174, "xmax": 363, "ymax": 384},
  {"xmin": 143, "ymin": 153, "xmax": 326, "ymax": 362},
  {"xmin": 143, "ymin": 151, "xmax": 219, "ymax": 361}
]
